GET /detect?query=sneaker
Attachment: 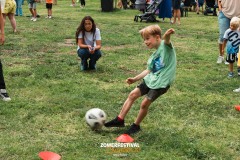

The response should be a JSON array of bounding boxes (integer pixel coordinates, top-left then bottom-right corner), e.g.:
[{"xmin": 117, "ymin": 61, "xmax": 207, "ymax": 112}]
[
  {"xmin": 45, "ymin": 16, "xmax": 49, "ymax": 18},
  {"xmin": 233, "ymin": 88, "xmax": 240, "ymax": 92},
  {"xmin": 48, "ymin": 16, "xmax": 52, "ymax": 19},
  {"xmin": 228, "ymin": 72, "xmax": 234, "ymax": 78},
  {"xmin": 124, "ymin": 123, "xmax": 141, "ymax": 135},
  {"xmin": 224, "ymin": 61, "xmax": 229, "ymax": 65},
  {"xmin": 104, "ymin": 116, "xmax": 125, "ymax": 127},
  {"xmin": 30, "ymin": 17, "xmax": 34, "ymax": 21},
  {"xmin": 217, "ymin": 56, "xmax": 224, "ymax": 64},
  {"xmin": 32, "ymin": 18, "xmax": 37, "ymax": 22},
  {"xmin": 0, "ymin": 89, "xmax": 11, "ymax": 101}
]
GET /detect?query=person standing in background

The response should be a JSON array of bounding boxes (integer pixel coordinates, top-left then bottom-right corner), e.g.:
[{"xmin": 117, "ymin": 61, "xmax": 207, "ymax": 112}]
[
  {"xmin": 196, "ymin": 0, "xmax": 204, "ymax": 14},
  {"xmin": 172, "ymin": 0, "xmax": 181, "ymax": 25},
  {"xmin": 0, "ymin": 3, "xmax": 11, "ymax": 101},
  {"xmin": 45, "ymin": 0, "xmax": 53, "ymax": 18},
  {"xmin": 158, "ymin": 0, "xmax": 172, "ymax": 23},
  {"xmin": 28, "ymin": 0, "xmax": 37, "ymax": 22},
  {"xmin": 2, "ymin": 0, "xmax": 17, "ymax": 32},
  {"xmin": 216, "ymin": 0, "xmax": 240, "ymax": 64},
  {"xmin": 15, "ymin": 0, "xmax": 23, "ymax": 16}
]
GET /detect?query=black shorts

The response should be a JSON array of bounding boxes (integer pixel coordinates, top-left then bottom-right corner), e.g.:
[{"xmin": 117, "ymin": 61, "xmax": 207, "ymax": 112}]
[
  {"xmin": 46, "ymin": 3, "xmax": 52, "ymax": 9},
  {"xmin": 226, "ymin": 53, "xmax": 238, "ymax": 63},
  {"xmin": 173, "ymin": 0, "xmax": 181, "ymax": 9},
  {"xmin": 137, "ymin": 81, "xmax": 170, "ymax": 102}
]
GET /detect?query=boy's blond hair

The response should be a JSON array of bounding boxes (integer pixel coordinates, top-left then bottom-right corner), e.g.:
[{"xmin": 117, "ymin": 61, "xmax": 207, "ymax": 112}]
[
  {"xmin": 230, "ymin": 17, "xmax": 240, "ymax": 27},
  {"xmin": 139, "ymin": 25, "xmax": 162, "ymax": 39}
]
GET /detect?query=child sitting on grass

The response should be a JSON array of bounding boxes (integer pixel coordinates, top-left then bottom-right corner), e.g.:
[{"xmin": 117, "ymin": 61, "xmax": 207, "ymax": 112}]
[{"xmin": 105, "ymin": 25, "xmax": 176, "ymax": 135}]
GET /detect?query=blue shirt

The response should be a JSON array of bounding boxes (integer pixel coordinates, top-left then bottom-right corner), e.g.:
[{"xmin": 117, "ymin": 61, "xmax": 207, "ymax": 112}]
[{"xmin": 223, "ymin": 29, "xmax": 240, "ymax": 54}]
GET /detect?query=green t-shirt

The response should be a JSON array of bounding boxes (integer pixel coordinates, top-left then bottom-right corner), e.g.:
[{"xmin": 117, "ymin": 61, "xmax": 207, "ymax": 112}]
[{"xmin": 143, "ymin": 40, "xmax": 176, "ymax": 89}]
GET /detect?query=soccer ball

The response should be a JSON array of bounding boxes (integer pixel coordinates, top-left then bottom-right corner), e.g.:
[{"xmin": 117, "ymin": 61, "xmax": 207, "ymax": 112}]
[{"xmin": 85, "ymin": 108, "xmax": 107, "ymax": 130}]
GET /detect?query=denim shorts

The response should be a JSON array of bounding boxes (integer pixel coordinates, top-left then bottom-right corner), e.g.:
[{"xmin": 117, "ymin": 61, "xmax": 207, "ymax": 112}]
[
  {"xmin": 218, "ymin": 11, "xmax": 230, "ymax": 44},
  {"xmin": 137, "ymin": 81, "xmax": 170, "ymax": 102}
]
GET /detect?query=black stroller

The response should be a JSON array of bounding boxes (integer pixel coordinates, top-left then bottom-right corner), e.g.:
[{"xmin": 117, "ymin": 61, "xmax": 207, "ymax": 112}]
[
  {"xmin": 204, "ymin": 0, "xmax": 218, "ymax": 16},
  {"xmin": 134, "ymin": 0, "xmax": 163, "ymax": 22}
]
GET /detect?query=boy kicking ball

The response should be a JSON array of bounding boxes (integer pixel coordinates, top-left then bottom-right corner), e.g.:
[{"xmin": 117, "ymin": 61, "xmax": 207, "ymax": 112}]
[{"xmin": 105, "ymin": 25, "xmax": 177, "ymax": 135}]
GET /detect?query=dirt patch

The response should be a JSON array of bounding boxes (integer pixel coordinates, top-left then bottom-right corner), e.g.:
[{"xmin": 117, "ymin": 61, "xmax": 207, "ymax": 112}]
[
  {"xmin": 58, "ymin": 39, "xmax": 75, "ymax": 47},
  {"xmin": 103, "ymin": 44, "xmax": 142, "ymax": 51}
]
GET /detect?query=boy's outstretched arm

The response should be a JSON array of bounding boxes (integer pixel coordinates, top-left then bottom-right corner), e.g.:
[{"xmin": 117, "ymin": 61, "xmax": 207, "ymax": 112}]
[
  {"xmin": 126, "ymin": 69, "xmax": 150, "ymax": 85},
  {"xmin": 163, "ymin": 28, "xmax": 175, "ymax": 45}
]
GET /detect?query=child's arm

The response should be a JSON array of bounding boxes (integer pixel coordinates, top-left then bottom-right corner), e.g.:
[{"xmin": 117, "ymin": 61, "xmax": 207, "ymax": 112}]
[
  {"xmin": 126, "ymin": 69, "xmax": 150, "ymax": 85},
  {"xmin": 163, "ymin": 28, "xmax": 175, "ymax": 45},
  {"xmin": 0, "ymin": 4, "xmax": 4, "ymax": 45}
]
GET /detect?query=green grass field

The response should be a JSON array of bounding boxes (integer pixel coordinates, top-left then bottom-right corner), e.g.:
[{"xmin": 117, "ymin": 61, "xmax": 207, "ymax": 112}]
[{"xmin": 1, "ymin": 0, "xmax": 240, "ymax": 159}]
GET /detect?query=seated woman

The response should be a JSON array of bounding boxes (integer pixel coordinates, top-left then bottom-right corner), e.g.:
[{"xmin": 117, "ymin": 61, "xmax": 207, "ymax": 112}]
[{"xmin": 75, "ymin": 16, "xmax": 102, "ymax": 71}]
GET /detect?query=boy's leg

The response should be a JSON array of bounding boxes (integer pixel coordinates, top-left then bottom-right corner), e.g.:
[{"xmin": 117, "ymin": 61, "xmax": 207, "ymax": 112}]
[
  {"xmin": 226, "ymin": 53, "xmax": 234, "ymax": 77},
  {"xmin": 119, "ymin": 88, "xmax": 141, "ymax": 119},
  {"xmin": 134, "ymin": 98, "xmax": 152, "ymax": 125},
  {"xmin": 125, "ymin": 86, "xmax": 169, "ymax": 135},
  {"xmin": 123, "ymin": 98, "xmax": 151, "ymax": 135},
  {"xmin": 105, "ymin": 88, "xmax": 142, "ymax": 127},
  {"xmin": 229, "ymin": 63, "xmax": 233, "ymax": 72}
]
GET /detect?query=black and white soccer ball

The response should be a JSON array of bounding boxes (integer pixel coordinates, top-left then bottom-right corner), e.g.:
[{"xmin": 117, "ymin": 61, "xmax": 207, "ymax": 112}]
[{"xmin": 85, "ymin": 108, "xmax": 107, "ymax": 130}]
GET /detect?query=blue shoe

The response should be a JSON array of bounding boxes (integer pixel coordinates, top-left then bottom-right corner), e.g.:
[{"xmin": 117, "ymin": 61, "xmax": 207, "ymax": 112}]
[{"xmin": 228, "ymin": 72, "xmax": 234, "ymax": 78}]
